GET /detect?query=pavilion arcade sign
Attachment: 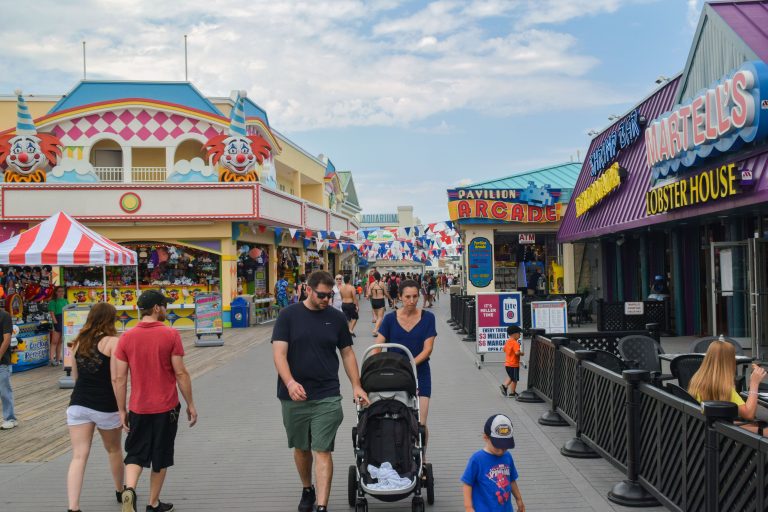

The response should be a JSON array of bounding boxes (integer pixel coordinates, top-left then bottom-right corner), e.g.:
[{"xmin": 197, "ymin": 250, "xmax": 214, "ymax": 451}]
[
  {"xmin": 645, "ymin": 61, "xmax": 768, "ymax": 182},
  {"xmin": 447, "ymin": 184, "xmax": 563, "ymax": 224}
]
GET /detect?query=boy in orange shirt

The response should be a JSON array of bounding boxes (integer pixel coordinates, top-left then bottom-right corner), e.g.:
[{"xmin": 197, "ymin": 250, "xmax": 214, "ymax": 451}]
[{"xmin": 500, "ymin": 325, "xmax": 524, "ymax": 398}]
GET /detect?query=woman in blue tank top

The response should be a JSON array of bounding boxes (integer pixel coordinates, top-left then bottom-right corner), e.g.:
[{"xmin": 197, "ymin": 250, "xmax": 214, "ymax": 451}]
[{"xmin": 374, "ymin": 279, "xmax": 438, "ymax": 441}]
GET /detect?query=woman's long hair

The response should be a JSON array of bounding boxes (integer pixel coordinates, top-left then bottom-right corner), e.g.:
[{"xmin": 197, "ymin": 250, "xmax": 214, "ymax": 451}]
[
  {"xmin": 688, "ymin": 341, "xmax": 737, "ymax": 401},
  {"xmin": 73, "ymin": 303, "xmax": 118, "ymax": 359}
]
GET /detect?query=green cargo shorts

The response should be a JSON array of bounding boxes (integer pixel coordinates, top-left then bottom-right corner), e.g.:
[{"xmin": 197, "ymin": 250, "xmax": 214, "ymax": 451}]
[{"xmin": 281, "ymin": 396, "xmax": 344, "ymax": 452}]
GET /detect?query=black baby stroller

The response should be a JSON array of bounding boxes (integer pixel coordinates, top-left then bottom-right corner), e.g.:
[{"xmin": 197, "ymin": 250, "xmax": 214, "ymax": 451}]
[{"xmin": 348, "ymin": 344, "xmax": 434, "ymax": 512}]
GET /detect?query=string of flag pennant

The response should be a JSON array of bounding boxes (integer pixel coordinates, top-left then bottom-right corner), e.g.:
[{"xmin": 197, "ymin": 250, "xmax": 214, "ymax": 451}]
[{"xmin": 247, "ymin": 220, "xmax": 462, "ymax": 263}]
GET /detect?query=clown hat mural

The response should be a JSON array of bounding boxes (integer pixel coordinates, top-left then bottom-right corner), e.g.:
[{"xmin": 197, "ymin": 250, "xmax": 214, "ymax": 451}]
[
  {"xmin": 204, "ymin": 90, "xmax": 272, "ymax": 183},
  {"xmin": 0, "ymin": 90, "xmax": 63, "ymax": 183}
]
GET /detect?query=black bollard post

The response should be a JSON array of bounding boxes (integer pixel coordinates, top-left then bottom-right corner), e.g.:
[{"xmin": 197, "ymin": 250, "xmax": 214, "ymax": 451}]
[
  {"xmin": 517, "ymin": 328, "xmax": 545, "ymax": 403},
  {"xmin": 702, "ymin": 401, "xmax": 738, "ymax": 512},
  {"xmin": 448, "ymin": 294, "xmax": 457, "ymax": 325},
  {"xmin": 462, "ymin": 301, "xmax": 476, "ymax": 342},
  {"xmin": 561, "ymin": 350, "xmax": 599, "ymax": 458},
  {"xmin": 608, "ymin": 369, "xmax": 659, "ymax": 507},
  {"xmin": 538, "ymin": 337, "xmax": 570, "ymax": 426}
]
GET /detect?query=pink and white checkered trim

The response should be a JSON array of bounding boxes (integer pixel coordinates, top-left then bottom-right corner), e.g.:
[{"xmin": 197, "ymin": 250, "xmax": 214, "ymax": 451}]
[{"xmin": 49, "ymin": 108, "xmax": 225, "ymax": 144}]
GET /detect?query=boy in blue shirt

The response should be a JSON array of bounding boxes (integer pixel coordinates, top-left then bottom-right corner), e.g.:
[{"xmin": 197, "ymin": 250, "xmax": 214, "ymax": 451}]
[{"xmin": 461, "ymin": 414, "xmax": 525, "ymax": 512}]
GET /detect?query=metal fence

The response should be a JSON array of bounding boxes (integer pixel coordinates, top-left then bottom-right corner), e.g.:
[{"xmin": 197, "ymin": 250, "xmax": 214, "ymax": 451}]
[
  {"xmin": 521, "ymin": 332, "xmax": 768, "ymax": 511},
  {"xmin": 596, "ymin": 299, "xmax": 670, "ymax": 333}
]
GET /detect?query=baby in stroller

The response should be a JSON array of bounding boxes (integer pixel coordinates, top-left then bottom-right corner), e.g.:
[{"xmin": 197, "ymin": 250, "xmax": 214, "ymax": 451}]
[{"xmin": 348, "ymin": 344, "xmax": 435, "ymax": 512}]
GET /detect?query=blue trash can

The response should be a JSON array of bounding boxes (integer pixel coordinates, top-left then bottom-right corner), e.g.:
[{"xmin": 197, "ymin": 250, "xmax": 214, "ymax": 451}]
[{"xmin": 230, "ymin": 297, "xmax": 250, "ymax": 328}]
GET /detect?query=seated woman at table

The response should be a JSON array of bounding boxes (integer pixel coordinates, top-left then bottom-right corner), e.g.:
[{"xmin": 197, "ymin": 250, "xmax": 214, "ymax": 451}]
[{"xmin": 688, "ymin": 339, "xmax": 767, "ymax": 433}]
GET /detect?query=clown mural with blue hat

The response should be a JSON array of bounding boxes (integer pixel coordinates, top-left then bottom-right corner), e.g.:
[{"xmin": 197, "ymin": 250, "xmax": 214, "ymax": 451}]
[
  {"xmin": 0, "ymin": 90, "xmax": 63, "ymax": 183},
  {"xmin": 203, "ymin": 91, "xmax": 273, "ymax": 183}
]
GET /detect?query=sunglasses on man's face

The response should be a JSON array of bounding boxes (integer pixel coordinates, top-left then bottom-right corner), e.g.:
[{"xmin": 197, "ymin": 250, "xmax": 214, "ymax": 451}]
[{"xmin": 313, "ymin": 289, "xmax": 335, "ymax": 300}]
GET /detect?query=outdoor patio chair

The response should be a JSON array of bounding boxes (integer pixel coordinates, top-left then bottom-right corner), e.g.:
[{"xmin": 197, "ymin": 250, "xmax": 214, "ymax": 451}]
[
  {"xmin": 689, "ymin": 335, "xmax": 745, "ymax": 356},
  {"xmin": 581, "ymin": 295, "xmax": 595, "ymax": 323},
  {"xmin": 669, "ymin": 354, "xmax": 705, "ymax": 390},
  {"xmin": 665, "ymin": 382, "xmax": 698, "ymax": 404},
  {"xmin": 591, "ymin": 349, "xmax": 629, "ymax": 374},
  {"xmin": 618, "ymin": 335, "xmax": 673, "ymax": 386},
  {"xmin": 567, "ymin": 297, "xmax": 582, "ymax": 327}
]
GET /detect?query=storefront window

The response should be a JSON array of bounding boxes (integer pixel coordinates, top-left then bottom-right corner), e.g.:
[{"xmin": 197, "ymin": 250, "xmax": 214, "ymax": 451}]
[
  {"xmin": 0, "ymin": 265, "xmax": 55, "ymax": 323},
  {"xmin": 278, "ymin": 247, "xmax": 301, "ymax": 294},
  {"xmin": 494, "ymin": 233, "xmax": 553, "ymax": 295},
  {"xmin": 305, "ymin": 250, "xmax": 324, "ymax": 274},
  {"xmin": 237, "ymin": 243, "xmax": 269, "ymax": 297},
  {"xmin": 62, "ymin": 242, "xmax": 220, "ymax": 308}
]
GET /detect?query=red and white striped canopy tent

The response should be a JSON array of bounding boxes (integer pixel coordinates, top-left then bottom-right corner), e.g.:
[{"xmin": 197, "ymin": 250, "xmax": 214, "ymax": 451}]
[{"xmin": 0, "ymin": 212, "xmax": 136, "ymax": 266}]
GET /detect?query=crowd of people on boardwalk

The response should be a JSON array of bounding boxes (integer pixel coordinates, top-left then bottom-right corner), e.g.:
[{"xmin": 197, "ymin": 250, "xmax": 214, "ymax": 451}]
[{"xmin": 271, "ymin": 269, "xmax": 524, "ymax": 512}]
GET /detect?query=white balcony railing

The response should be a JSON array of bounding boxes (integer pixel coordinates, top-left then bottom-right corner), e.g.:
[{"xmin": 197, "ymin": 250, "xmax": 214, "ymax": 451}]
[
  {"xmin": 94, "ymin": 167, "xmax": 123, "ymax": 182},
  {"xmin": 93, "ymin": 167, "xmax": 167, "ymax": 183},
  {"xmin": 132, "ymin": 167, "xmax": 167, "ymax": 183}
]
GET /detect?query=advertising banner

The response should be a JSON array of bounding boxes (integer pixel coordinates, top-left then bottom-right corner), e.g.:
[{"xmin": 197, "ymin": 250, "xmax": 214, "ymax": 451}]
[
  {"xmin": 468, "ymin": 237, "xmax": 493, "ymax": 288},
  {"xmin": 194, "ymin": 293, "xmax": 223, "ymax": 339},
  {"xmin": 475, "ymin": 292, "xmax": 523, "ymax": 353}
]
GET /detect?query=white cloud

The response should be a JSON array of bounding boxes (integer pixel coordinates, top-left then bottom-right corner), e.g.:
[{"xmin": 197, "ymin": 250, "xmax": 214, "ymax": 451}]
[
  {"xmin": 454, "ymin": 178, "xmax": 474, "ymax": 187},
  {"xmin": 687, "ymin": 0, "xmax": 704, "ymax": 29},
  {"xmin": 170, "ymin": 157, "xmax": 213, "ymax": 177},
  {"xmin": 0, "ymin": 0, "xmax": 641, "ymax": 132},
  {"xmin": 50, "ymin": 157, "xmax": 96, "ymax": 177}
]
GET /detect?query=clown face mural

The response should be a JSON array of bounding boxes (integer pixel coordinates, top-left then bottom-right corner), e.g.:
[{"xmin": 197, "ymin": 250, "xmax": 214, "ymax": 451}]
[
  {"xmin": 203, "ymin": 91, "xmax": 272, "ymax": 183},
  {"xmin": 0, "ymin": 91, "xmax": 62, "ymax": 183}
]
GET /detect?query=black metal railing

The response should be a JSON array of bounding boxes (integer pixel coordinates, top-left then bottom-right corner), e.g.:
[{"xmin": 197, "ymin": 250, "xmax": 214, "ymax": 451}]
[
  {"xmin": 520, "ymin": 332, "xmax": 768, "ymax": 510},
  {"xmin": 596, "ymin": 299, "xmax": 670, "ymax": 333}
]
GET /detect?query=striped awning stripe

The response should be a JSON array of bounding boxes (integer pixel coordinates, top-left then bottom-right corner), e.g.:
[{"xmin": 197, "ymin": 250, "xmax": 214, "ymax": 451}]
[{"xmin": 0, "ymin": 212, "xmax": 137, "ymax": 266}]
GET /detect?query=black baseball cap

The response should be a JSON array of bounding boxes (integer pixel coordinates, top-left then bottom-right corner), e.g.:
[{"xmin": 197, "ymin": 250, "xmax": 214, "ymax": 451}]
[
  {"xmin": 484, "ymin": 414, "xmax": 515, "ymax": 449},
  {"xmin": 137, "ymin": 289, "xmax": 168, "ymax": 309},
  {"xmin": 506, "ymin": 325, "xmax": 523, "ymax": 335}
]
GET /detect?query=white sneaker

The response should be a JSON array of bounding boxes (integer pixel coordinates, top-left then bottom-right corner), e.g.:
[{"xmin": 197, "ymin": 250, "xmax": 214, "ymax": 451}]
[{"xmin": 1, "ymin": 419, "xmax": 18, "ymax": 430}]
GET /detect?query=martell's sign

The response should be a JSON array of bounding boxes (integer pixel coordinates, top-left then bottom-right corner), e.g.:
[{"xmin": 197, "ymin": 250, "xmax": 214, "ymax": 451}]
[
  {"xmin": 645, "ymin": 163, "xmax": 742, "ymax": 215},
  {"xmin": 645, "ymin": 61, "xmax": 768, "ymax": 182},
  {"xmin": 575, "ymin": 162, "xmax": 627, "ymax": 217}
]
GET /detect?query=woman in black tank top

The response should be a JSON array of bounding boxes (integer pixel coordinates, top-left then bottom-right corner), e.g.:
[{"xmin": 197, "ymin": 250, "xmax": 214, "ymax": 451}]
[{"xmin": 66, "ymin": 303, "xmax": 125, "ymax": 512}]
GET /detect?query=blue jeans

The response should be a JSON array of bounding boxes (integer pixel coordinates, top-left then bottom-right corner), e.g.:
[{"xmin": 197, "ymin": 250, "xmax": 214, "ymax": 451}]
[{"xmin": 0, "ymin": 364, "xmax": 16, "ymax": 421}]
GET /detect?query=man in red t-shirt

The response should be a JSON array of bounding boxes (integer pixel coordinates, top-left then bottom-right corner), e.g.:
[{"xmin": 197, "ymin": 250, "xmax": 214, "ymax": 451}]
[{"xmin": 114, "ymin": 290, "xmax": 197, "ymax": 512}]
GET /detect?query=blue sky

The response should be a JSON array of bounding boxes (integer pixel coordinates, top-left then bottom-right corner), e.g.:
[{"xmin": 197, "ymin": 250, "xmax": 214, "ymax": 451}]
[{"xmin": 0, "ymin": 0, "xmax": 705, "ymax": 223}]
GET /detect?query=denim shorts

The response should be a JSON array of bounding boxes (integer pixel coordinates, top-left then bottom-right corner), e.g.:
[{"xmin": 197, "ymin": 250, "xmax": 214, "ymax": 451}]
[{"xmin": 66, "ymin": 405, "xmax": 122, "ymax": 430}]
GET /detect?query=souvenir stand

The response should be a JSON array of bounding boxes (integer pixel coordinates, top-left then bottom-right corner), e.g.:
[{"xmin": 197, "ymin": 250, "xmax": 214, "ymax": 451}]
[{"xmin": 0, "ymin": 212, "xmax": 138, "ymax": 382}]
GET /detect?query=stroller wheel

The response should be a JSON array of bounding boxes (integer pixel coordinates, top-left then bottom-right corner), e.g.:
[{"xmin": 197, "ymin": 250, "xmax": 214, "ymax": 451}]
[
  {"xmin": 355, "ymin": 498, "xmax": 368, "ymax": 512},
  {"xmin": 411, "ymin": 496, "xmax": 425, "ymax": 512},
  {"xmin": 425, "ymin": 463, "xmax": 435, "ymax": 505},
  {"xmin": 348, "ymin": 465, "xmax": 358, "ymax": 507}
]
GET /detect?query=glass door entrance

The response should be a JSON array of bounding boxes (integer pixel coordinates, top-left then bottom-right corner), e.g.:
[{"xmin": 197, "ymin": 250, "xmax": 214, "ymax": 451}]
[
  {"xmin": 749, "ymin": 239, "xmax": 768, "ymax": 359},
  {"xmin": 710, "ymin": 242, "xmax": 750, "ymax": 348}
]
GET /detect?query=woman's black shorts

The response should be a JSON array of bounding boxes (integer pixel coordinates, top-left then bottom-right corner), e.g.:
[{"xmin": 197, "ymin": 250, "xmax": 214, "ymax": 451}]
[
  {"xmin": 371, "ymin": 298, "xmax": 385, "ymax": 310},
  {"xmin": 53, "ymin": 313, "xmax": 63, "ymax": 333},
  {"xmin": 505, "ymin": 366, "xmax": 520, "ymax": 382},
  {"xmin": 124, "ymin": 404, "xmax": 180, "ymax": 472}
]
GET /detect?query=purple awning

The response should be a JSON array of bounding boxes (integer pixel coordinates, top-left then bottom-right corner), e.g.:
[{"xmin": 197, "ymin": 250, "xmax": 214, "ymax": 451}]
[{"xmin": 557, "ymin": 78, "xmax": 680, "ymax": 242}]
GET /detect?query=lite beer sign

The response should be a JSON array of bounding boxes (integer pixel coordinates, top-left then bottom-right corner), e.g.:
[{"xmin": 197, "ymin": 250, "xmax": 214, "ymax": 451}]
[{"xmin": 645, "ymin": 61, "xmax": 768, "ymax": 181}]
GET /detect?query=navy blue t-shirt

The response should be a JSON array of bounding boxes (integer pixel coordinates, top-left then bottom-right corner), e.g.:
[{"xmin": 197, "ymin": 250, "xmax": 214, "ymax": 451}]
[
  {"xmin": 271, "ymin": 302, "xmax": 353, "ymax": 400},
  {"xmin": 461, "ymin": 449, "xmax": 519, "ymax": 512}
]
